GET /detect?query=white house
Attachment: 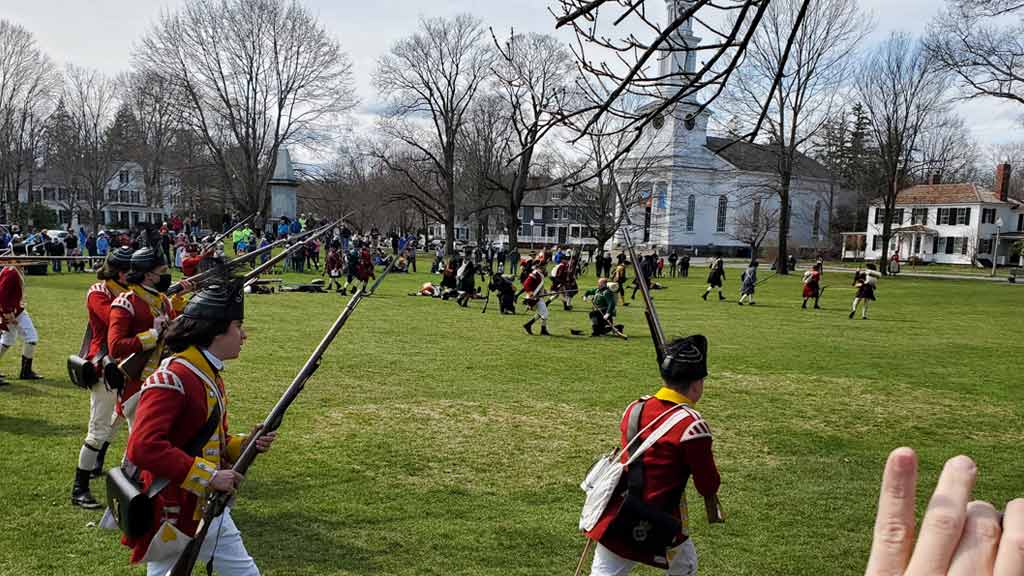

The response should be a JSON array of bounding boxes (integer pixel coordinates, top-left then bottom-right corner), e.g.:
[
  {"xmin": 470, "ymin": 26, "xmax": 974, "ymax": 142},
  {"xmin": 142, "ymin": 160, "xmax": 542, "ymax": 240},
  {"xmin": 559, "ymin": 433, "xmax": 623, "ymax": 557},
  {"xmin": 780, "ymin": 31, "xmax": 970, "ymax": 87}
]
[
  {"xmin": 615, "ymin": 0, "xmax": 832, "ymax": 257},
  {"xmin": 20, "ymin": 161, "xmax": 173, "ymax": 229},
  {"xmin": 859, "ymin": 164, "xmax": 1024, "ymax": 265}
]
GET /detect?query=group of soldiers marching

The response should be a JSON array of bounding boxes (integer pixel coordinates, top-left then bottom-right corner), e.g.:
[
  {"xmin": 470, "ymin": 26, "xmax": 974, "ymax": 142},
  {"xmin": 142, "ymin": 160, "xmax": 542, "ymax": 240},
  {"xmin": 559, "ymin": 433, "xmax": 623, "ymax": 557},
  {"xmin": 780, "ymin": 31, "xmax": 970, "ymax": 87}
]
[{"xmin": 0, "ymin": 236, "xmax": 905, "ymax": 576}]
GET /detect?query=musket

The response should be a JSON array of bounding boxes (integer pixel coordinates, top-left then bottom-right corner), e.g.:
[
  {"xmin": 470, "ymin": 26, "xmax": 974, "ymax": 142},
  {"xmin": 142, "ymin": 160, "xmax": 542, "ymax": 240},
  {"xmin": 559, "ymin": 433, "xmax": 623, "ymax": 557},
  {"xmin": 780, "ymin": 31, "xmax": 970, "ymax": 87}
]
[
  {"xmin": 754, "ymin": 272, "xmax": 778, "ymax": 287},
  {"xmin": 242, "ymin": 220, "xmax": 339, "ymax": 288},
  {"xmin": 165, "ymin": 248, "xmax": 400, "ymax": 576},
  {"xmin": 611, "ymin": 183, "xmax": 724, "ymax": 524},
  {"xmin": 204, "ymin": 213, "xmax": 256, "ymax": 251},
  {"xmin": 118, "ymin": 221, "xmax": 339, "ymax": 380}
]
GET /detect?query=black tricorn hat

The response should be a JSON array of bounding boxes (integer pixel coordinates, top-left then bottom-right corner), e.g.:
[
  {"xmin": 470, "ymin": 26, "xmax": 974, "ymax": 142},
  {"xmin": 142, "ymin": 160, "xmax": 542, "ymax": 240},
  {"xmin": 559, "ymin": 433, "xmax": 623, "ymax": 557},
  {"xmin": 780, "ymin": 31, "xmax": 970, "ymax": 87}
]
[
  {"xmin": 183, "ymin": 281, "xmax": 244, "ymax": 322},
  {"xmin": 130, "ymin": 247, "xmax": 164, "ymax": 274},
  {"xmin": 106, "ymin": 247, "xmax": 134, "ymax": 271},
  {"xmin": 660, "ymin": 334, "xmax": 709, "ymax": 383}
]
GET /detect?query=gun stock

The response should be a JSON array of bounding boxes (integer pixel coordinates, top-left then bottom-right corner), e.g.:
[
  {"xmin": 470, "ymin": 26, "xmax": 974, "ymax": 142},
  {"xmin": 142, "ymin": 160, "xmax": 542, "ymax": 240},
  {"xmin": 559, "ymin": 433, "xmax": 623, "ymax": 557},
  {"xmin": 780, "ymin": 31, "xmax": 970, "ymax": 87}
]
[{"xmin": 166, "ymin": 250, "xmax": 398, "ymax": 576}]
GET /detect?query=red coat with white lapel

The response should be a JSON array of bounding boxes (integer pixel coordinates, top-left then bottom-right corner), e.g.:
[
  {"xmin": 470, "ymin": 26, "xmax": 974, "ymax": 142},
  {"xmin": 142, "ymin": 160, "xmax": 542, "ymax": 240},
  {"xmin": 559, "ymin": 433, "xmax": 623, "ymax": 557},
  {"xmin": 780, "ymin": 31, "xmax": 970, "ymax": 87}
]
[
  {"xmin": 85, "ymin": 280, "xmax": 129, "ymax": 360},
  {"xmin": 522, "ymin": 268, "xmax": 545, "ymax": 296},
  {"xmin": 586, "ymin": 387, "xmax": 721, "ymax": 568},
  {"xmin": 122, "ymin": 346, "xmax": 248, "ymax": 564},
  {"xmin": 107, "ymin": 285, "xmax": 180, "ymax": 412}
]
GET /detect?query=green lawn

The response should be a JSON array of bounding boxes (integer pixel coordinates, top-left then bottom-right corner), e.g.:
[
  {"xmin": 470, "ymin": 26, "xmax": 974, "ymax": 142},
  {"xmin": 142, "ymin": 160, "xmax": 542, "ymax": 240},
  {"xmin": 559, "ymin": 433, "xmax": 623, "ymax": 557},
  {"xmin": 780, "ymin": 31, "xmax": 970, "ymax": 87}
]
[{"xmin": 0, "ymin": 265, "xmax": 1021, "ymax": 575}]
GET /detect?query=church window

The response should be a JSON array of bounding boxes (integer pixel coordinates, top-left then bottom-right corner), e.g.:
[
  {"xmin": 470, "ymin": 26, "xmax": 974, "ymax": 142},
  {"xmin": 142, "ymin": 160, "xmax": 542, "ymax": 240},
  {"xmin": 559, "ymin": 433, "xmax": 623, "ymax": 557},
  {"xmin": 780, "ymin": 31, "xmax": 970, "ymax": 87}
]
[
  {"xmin": 687, "ymin": 195, "xmax": 695, "ymax": 232},
  {"xmin": 655, "ymin": 182, "xmax": 668, "ymax": 210},
  {"xmin": 813, "ymin": 201, "xmax": 821, "ymax": 240},
  {"xmin": 716, "ymin": 196, "xmax": 728, "ymax": 233}
]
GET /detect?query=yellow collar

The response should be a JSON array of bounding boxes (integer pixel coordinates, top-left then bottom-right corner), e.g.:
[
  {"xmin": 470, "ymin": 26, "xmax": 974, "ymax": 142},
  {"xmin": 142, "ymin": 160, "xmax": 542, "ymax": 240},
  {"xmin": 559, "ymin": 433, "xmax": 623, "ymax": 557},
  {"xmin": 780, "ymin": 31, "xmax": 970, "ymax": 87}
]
[
  {"xmin": 130, "ymin": 283, "xmax": 164, "ymax": 312},
  {"xmin": 654, "ymin": 386, "xmax": 694, "ymax": 406},
  {"xmin": 105, "ymin": 280, "xmax": 128, "ymax": 296},
  {"xmin": 176, "ymin": 346, "xmax": 219, "ymax": 382}
]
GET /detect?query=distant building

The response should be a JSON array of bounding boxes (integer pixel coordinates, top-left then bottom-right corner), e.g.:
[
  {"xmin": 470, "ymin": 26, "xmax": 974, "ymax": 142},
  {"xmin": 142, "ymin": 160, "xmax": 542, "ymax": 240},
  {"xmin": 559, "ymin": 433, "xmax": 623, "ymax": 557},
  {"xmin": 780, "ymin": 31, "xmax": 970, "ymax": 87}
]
[
  {"xmin": 852, "ymin": 165, "xmax": 1024, "ymax": 265},
  {"xmin": 19, "ymin": 161, "xmax": 171, "ymax": 229},
  {"xmin": 268, "ymin": 147, "xmax": 298, "ymax": 229},
  {"xmin": 615, "ymin": 0, "xmax": 832, "ymax": 257}
]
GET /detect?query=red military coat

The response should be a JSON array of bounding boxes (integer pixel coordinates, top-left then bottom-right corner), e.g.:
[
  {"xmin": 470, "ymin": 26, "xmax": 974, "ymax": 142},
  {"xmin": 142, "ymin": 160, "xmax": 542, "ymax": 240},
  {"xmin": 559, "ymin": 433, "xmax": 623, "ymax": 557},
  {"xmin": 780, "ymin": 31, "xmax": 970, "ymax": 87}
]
[
  {"xmin": 107, "ymin": 285, "xmax": 183, "ymax": 415},
  {"xmin": 586, "ymin": 387, "xmax": 721, "ymax": 568},
  {"xmin": 356, "ymin": 249, "xmax": 374, "ymax": 281},
  {"xmin": 181, "ymin": 255, "xmax": 203, "ymax": 278},
  {"xmin": 522, "ymin": 268, "xmax": 545, "ymax": 296},
  {"xmin": 123, "ymin": 346, "xmax": 247, "ymax": 563},
  {"xmin": 85, "ymin": 279, "xmax": 129, "ymax": 360},
  {"xmin": 0, "ymin": 266, "xmax": 25, "ymax": 327}
]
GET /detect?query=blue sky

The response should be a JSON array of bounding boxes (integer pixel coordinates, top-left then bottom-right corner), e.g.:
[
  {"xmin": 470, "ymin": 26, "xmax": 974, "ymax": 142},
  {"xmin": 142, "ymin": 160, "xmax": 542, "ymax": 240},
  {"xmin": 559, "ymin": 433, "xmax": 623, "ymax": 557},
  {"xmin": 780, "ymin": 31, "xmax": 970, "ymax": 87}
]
[{"xmin": 2, "ymin": 0, "xmax": 1019, "ymax": 151}]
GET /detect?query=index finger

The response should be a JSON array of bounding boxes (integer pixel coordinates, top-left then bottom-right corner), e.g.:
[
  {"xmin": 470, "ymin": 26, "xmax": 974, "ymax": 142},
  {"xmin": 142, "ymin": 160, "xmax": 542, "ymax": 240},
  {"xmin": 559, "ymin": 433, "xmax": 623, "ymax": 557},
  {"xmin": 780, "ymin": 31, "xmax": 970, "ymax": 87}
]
[{"xmin": 866, "ymin": 447, "xmax": 918, "ymax": 576}]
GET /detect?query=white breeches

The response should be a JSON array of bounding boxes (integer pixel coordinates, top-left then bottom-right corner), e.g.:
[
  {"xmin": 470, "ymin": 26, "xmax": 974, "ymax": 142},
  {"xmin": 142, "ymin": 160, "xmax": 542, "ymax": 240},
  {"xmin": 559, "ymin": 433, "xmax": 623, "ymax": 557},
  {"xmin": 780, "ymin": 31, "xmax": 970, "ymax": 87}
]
[
  {"xmin": 533, "ymin": 299, "xmax": 549, "ymax": 322},
  {"xmin": 146, "ymin": 510, "xmax": 259, "ymax": 576},
  {"xmin": 589, "ymin": 540, "xmax": 697, "ymax": 576},
  {"xmin": 1, "ymin": 311, "xmax": 38, "ymax": 352},
  {"xmin": 78, "ymin": 384, "xmax": 122, "ymax": 469}
]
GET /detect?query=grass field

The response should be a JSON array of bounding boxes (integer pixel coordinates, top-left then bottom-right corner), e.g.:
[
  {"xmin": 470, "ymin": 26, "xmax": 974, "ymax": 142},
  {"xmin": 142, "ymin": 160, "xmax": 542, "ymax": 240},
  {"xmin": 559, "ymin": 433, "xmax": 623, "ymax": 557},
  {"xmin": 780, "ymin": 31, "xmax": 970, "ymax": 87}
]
[{"xmin": 0, "ymin": 264, "xmax": 1021, "ymax": 575}]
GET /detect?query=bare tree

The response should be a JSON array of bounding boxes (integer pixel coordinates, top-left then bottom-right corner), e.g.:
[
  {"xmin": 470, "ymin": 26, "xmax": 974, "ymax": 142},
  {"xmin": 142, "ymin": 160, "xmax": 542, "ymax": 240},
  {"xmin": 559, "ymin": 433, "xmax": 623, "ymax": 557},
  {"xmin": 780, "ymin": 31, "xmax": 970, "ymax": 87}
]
[
  {"xmin": 0, "ymin": 20, "xmax": 59, "ymax": 221},
  {"xmin": 926, "ymin": 0, "xmax": 1024, "ymax": 108},
  {"xmin": 917, "ymin": 113, "xmax": 981, "ymax": 184},
  {"xmin": 373, "ymin": 14, "xmax": 493, "ymax": 255},
  {"xmin": 856, "ymin": 33, "xmax": 950, "ymax": 273},
  {"xmin": 722, "ymin": 0, "xmax": 869, "ymax": 273},
  {"xmin": 552, "ymin": 0, "xmax": 817, "ymax": 175},
  {"xmin": 120, "ymin": 71, "xmax": 183, "ymax": 209},
  {"xmin": 134, "ymin": 0, "xmax": 357, "ymax": 223},
  {"xmin": 488, "ymin": 31, "xmax": 576, "ymax": 252},
  {"xmin": 729, "ymin": 198, "xmax": 779, "ymax": 256},
  {"xmin": 47, "ymin": 65, "xmax": 124, "ymax": 232}
]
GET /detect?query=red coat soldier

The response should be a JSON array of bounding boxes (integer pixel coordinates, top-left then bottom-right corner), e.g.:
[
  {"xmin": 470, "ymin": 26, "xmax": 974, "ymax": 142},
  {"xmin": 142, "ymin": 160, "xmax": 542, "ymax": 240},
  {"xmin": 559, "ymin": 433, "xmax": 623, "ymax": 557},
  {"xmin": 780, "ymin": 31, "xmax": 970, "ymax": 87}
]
[
  {"xmin": 71, "ymin": 247, "xmax": 135, "ymax": 509},
  {"xmin": 522, "ymin": 258, "xmax": 550, "ymax": 336},
  {"xmin": 123, "ymin": 280, "xmax": 275, "ymax": 574},
  {"xmin": 585, "ymin": 335, "xmax": 722, "ymax": 576},
  {"xmin": 107, "ymin": 247, "xmax": 187, "ymax": 423},
  {"xmin": 0, "ymin": 263, "xmax": 43, "ymax": 383}
]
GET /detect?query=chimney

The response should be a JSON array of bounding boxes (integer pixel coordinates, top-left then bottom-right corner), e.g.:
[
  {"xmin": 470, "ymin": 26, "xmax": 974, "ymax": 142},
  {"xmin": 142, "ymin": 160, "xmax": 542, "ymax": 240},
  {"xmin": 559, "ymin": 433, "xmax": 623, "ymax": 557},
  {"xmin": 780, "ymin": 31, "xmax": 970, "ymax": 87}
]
[
  {"xmin": 995, "ymin": 163, "xmax": 1011, "ymax": 202},
  {"xmin": 929, "ymin": 172, "xmax": 942, "ymax": 185}
]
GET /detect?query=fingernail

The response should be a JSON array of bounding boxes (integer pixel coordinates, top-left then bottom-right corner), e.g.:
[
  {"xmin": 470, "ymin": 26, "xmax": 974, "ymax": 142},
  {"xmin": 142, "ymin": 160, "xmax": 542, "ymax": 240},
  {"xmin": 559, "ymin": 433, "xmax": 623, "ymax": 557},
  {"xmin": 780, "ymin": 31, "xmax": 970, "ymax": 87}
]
[
  {"xmin": 891, "ymin": 447, "xmax": 914, "ymax": 471},
  {"xmin": 950, "ymin": 455, "xmax": 976, "ymax": 473}
]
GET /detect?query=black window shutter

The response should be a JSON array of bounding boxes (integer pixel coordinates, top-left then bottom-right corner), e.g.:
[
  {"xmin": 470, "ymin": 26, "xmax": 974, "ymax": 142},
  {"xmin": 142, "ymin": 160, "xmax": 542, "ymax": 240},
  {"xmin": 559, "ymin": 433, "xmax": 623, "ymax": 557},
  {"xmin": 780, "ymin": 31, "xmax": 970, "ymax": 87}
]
[{"xmin": 964, "ymin": 208, "xmax": 971, "ymax": 224}]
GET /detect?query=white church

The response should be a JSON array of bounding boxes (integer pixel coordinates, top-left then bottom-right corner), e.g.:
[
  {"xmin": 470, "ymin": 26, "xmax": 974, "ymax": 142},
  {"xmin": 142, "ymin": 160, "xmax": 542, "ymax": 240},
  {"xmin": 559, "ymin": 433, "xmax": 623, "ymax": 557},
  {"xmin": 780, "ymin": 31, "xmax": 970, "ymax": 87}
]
[{"xmin": 616, "ymin": 0, "xmax": 833, "ymax": 258}]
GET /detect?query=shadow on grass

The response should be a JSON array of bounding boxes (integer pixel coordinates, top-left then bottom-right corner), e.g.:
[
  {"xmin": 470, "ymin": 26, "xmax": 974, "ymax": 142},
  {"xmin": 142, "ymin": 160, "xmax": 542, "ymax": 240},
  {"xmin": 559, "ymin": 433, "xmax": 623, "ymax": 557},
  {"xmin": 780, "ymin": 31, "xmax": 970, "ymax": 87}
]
[
  {"xmin": 0, "ymin": 414, "xmax": 77, "ymax": 436},
  {"xmin": 234, "ymin": 508, "xmax": 385, "ymax": 574}
]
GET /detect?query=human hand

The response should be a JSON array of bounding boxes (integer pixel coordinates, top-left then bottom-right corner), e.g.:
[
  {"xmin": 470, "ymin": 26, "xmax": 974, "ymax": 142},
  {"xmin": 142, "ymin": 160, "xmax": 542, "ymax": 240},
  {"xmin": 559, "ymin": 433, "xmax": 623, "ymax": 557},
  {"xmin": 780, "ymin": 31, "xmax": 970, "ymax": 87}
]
[
  {"xmin": 178, "ymin": 279, "xmax": 194, "ymax": 293},
  {"xmin": 865, "ymin": 447, "xmax": 1024, "ymax": 576},
  {"xmin": 153, "ymin": 315, "xmax": 167, "ymax": 333},
  {"xmin": 248, "ymin": 425, "xmax": 276, "ymax": 453},
  {"xmin": 209, "ymin": 469, "xmax": 244, "ymax": 493}
]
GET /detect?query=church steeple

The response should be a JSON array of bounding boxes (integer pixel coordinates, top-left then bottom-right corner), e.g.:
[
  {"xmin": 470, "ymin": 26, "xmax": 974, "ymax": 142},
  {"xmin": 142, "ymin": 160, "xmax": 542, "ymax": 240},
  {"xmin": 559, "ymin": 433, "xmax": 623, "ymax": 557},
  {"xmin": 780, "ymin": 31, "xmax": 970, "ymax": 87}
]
[{"xmin": 659, "ymin": 0, "xmax": 701, "ymax": 96}]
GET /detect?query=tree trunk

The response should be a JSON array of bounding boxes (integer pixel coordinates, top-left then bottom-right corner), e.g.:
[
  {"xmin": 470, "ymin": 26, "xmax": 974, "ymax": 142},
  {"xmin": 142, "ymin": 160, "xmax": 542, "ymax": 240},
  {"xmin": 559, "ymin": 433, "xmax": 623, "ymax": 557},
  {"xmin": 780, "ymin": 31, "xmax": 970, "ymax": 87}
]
[{"xmin": 777, "ymin": 173, "xmax": 793, "ymax": 274}]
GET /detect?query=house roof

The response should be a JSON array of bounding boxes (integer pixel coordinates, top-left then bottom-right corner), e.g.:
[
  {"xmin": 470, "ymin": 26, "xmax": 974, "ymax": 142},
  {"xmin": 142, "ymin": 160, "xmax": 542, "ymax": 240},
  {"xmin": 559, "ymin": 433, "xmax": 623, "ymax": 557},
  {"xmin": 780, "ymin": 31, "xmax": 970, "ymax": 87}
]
[
  {"xmin": 705, "ymin": 136, "xmax": 831, "ymax": 180},
  {"xmin": 893, "ymin": 224, "xmax": 938, "ymax": 235},
  {"xmin": 884, "ymin": 183, "xmax": 1023, "ymax": 206}
]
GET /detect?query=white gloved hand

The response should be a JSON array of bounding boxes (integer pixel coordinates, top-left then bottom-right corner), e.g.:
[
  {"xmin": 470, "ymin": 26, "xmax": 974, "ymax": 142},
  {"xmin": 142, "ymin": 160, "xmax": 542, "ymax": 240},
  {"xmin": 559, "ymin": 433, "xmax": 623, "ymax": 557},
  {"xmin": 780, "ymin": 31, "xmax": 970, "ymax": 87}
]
[{"xmin": 153, "ymin": 315, "xmax": 167, "ymax": 333}]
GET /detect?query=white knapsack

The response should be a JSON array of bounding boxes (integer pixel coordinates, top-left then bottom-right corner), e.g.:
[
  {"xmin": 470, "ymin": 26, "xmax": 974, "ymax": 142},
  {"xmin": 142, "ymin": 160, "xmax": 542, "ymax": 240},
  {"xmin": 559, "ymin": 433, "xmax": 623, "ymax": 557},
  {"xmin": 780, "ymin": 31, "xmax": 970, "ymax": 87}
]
[{"xmin": 578, "ymin": 404, "xmax": 691, "ymax": 532}]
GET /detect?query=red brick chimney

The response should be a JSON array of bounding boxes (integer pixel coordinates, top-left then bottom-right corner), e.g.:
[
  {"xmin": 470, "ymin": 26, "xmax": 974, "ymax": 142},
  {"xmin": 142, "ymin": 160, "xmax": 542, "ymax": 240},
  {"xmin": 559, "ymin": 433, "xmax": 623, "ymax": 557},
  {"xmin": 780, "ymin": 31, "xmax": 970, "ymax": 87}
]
[
  {"xmin": 995, "ymin": 163, "xmax": 1011, "ymax": 201},
  {"xmin": 929, "ymin": 172, "xmax": 942, "ymax": 185}
]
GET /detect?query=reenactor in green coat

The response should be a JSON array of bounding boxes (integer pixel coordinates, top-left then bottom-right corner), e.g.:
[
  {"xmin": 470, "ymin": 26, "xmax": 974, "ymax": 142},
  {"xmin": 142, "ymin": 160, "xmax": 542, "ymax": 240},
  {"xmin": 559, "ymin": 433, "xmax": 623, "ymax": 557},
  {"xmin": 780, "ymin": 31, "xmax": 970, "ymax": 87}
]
[{"xmin": 573, "ymin": 278, "xmax": 624, "ymax": 337}]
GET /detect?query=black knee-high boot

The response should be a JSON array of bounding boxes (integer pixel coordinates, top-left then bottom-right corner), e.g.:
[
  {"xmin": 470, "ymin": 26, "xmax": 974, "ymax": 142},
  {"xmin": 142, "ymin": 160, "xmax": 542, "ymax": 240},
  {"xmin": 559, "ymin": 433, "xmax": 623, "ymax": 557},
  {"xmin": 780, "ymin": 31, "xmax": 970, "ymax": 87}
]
[
  {"xmin": 20, "ymin": 356, "xmax": 42, "ymax": 380},
  {"xmin": 71, "ymin": 468, "xmax": 101, "ymax": 509}
]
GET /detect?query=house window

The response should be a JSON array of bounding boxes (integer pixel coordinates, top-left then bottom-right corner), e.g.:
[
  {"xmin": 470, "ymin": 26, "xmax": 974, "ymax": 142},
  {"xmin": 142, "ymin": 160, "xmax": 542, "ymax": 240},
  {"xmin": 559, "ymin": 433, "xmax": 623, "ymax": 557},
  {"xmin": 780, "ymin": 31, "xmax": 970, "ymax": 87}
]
[
  {"xmin": 119, "ymin": 170, "xmax": 129, "ymax": 185},
  {"xmin": 552, "ymin": 207, "xmax": 560, "ymax": 220},
  {"xmin": 107, "ymin": 189, "xmax": 117, "ymax": 202},
  {"xmin": 551, "ymin": 190, "xmax": 561, "ymax": 201},
  {"xmin": 686, "ymin": 195, "xmax": 695, "ymax": 232},
  {"xmin": 979, "ymin": 238, "xmax": 993, "ymax": 254},
  {"xmin": 957, "ymin": 208, "xmax": 971, "ymax": 225},
  {"xmin": 43, "ymin": 187, "xmax": 55, "ymax": 201},
  {"xmin": 130, "ymin": 191, "xmax": 141, "ymax": 204},
  {"xmin": 913, "ymin": 235, "xmax": 921, "ymax": 254},
  {"xmin": 1018, "ymin": 214, "xmax": 1024, "ymax": 232},
  {"xmin": 872, "ymin": 236, "xmax": 881, "ymax": 251},
  {"xmin": 521, "ymin": 223, "xmax": 530, "ymax": 237},
  {"xmin": 981, "ymin": 208, "xmax": 997, "ymax": 224},
  {"xmin": 874, "ymin": 208, "xmax": 904, "ymax": 225},
  {"xmin": 932, "ymin": 236, "xmax": 940, "ymax": 254},
  {"xmin": 716, "ymin": 196, "xmax": 727, "ymax": 233},
  {"xmin": 912, "ymin": 208, "xmax": 928, "ymax": 225},
  {"xmin": 960, "ymin": 237, "xmax": 969, "ymax": 255},
  {"xmin": 533, "ymin": 206, "xmax": 543, "ymax": 220},
  {"xmin": 812, "ymin": 201, "xmax": 821, "ymax": 240}
]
